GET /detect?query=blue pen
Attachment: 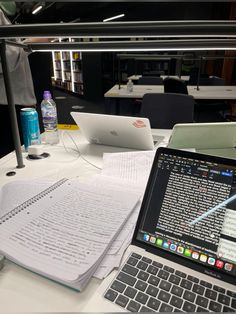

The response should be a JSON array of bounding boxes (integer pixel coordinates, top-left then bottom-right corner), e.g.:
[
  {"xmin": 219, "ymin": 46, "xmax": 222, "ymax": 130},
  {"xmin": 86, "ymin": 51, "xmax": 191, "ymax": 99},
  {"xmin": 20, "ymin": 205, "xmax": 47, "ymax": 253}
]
[{"xmin": 190, "ymin": 193, "xmax": 236, "ymax": 225}]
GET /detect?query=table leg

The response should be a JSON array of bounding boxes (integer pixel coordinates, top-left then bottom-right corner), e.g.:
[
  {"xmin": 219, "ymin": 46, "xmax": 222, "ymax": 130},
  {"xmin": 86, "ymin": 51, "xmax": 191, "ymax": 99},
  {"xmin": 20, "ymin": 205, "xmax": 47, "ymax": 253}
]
[
  {"xmin": 115, "ymin": 98, "xmax": 120, "ymax": 115},
  {"xmin": 105, "ymin": 98, "xmax": 120, "ymax": 115},
  {"xmin": 230, "ymin": 101, "xmax": 236, "ymax": 117}
]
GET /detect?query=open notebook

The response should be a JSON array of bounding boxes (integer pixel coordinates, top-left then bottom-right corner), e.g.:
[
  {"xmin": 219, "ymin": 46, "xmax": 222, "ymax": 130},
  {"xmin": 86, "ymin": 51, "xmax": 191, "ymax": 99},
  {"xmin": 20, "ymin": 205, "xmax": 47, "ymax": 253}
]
[{"xmin": 0, "ymin": 178, "xmax": 139, "ymax": 291}]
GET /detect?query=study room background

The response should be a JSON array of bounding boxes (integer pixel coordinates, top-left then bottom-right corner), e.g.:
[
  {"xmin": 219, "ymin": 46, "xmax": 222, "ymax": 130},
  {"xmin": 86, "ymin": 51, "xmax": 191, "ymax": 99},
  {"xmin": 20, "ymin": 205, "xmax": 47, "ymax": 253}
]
[{"xmin": 8, "ymin": 2, "xmax": 236, "ymax": 125}]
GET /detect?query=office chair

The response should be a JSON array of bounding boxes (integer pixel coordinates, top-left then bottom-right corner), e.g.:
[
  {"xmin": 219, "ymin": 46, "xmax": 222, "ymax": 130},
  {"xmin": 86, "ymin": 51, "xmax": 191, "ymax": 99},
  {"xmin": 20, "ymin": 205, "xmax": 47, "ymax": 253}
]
[
  {"xmin": 163, "ymin": 77, "xmax": 188, "ymax": 95},
  {"xmin": 140, "ymin": 93, "xmax": 194, "ymax": 128},
  {"xmin": 138, "ymin": 76, "xmax": 163, "ymax": 85},
  {"xmin": 196, "ymin": 77, "xmax": 225, "ymax": 86}
]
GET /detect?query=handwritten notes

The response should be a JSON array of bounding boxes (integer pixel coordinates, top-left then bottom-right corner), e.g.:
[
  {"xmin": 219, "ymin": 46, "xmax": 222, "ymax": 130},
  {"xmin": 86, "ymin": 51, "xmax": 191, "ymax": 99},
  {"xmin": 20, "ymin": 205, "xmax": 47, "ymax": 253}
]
[{"xmin": 0, "ymin": 180, "xmax": 139, "ymax": 287}]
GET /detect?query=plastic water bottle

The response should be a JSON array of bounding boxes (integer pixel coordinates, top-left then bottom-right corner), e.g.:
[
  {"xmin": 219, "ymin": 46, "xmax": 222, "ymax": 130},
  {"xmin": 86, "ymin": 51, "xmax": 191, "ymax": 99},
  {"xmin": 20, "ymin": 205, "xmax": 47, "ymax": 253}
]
[
  {"xmin": 127, "ymin": 79, "xmax": 133, "ymax": 93},
  {"xmin": 41, "ymin": 91, "xmax": 59, "ymax": 144}
]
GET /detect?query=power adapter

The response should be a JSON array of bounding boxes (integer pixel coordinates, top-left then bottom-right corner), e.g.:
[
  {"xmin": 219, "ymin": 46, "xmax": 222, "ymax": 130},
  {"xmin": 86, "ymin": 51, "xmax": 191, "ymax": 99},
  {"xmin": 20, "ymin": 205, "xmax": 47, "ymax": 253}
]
[{"xmin": 27, "ymin": 145, "xmax": 50, "ymax": 160}]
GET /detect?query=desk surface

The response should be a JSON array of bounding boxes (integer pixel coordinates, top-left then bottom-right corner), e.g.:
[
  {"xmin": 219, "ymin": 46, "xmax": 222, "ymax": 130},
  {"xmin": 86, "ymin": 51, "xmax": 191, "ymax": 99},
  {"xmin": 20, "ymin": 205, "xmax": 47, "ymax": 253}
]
[
  {"xmin": 104, "ymin": 84, "xmax": 236, "ymax": 100},
  {"xmin": 1, "ymin": 129, "xmax": 236, "ymax": 312},
  {"xmin": 128, "ymin": 75, "xmax": 190, "ymax": 81},
  {"xmin": 0, "ymin": 129, "xmax": 170, "ymax": 312}
]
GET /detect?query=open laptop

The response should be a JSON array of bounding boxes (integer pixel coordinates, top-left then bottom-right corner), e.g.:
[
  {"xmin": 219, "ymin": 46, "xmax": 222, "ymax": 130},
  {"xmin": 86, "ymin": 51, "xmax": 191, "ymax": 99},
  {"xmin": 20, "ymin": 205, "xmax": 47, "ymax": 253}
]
[
  {"xmin": 84, "ymin": 147, "xmax": 236, "ymax": 312},
  {"xmin": 168, "ymin": 122, "xmax": 236, "ymax": 150},
  {"xmin": 70, "ymin": 112, "xmax": 164, "ymax": 150}
]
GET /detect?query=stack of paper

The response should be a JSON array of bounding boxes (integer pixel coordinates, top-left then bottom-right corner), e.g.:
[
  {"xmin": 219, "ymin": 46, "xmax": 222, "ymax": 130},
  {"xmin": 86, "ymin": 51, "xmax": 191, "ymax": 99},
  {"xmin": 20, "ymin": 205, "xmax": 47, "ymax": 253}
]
[
  {"xmin": 0, "ymin": 178, "xmax": 140, "ymax": 291},
  {"xmin": 89, "ymin": 150, "xmax": 156, "ymax": 279},
  {"xmin": 0, "ymin": 150, "xmax": 156, "ymax": 285}
]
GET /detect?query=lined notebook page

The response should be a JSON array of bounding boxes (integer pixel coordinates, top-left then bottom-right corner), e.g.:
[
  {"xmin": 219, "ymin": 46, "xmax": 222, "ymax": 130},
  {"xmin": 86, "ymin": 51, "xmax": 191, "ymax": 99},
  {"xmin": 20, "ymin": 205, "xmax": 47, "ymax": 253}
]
[
  {"xmin": 0, "ymin": 180, "xmax": 54, "ymax": 217},
  {"xmin": 0, "ymin": 180, "xmax": 139, "ymax": 283},
  {"xmin": 82, "ymin": 174, "xmax": 143, "ymax": 279},
  {"xmin": 84, "ymin": 151, "xmax": 157, "ymax": 279}
]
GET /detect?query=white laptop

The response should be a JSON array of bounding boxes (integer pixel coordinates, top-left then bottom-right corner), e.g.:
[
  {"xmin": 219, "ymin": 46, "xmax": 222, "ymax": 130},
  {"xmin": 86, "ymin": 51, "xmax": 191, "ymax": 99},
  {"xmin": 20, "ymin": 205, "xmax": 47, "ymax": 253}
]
[
  {"xmin": 70, "ymin": 112, "xmax": 164, "ymax": 150},
  {"xmin": 168, "ymin": 122, "xmax": 236, "ymax": 150},
  {"xmin": 84, "ymin": 147, "xmax": 236, "ymax": 312}
]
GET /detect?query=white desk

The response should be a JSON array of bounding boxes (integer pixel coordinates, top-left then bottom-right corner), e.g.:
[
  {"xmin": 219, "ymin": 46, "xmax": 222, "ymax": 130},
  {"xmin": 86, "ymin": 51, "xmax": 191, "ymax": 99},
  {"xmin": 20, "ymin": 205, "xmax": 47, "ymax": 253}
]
[
  {"xmin": 0, "ymin": 128, "xmax": 170, "ymax": 312},
  {"xmin": 1, "ymin": 129, "xmax": 236, "ymax": 311},
  {"xmin": 128, "ymin": 75, "xmax": 190, "ymax": 81},
  {"xmin": 104, "ymin": 84, "xmax": 236, "ymax": 114},
  {"xmin": 105, "ymin": 84, "xmax": 236, "ymax": 100}
]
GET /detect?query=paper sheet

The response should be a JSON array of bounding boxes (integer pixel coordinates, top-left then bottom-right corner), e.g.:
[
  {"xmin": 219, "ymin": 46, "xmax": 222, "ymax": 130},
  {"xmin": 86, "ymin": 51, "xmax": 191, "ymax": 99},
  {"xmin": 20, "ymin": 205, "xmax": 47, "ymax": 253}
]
[
  {"xmin": 91, "ymin": 150, "xmax": 156, "ymax": 279},
  {"xmin": 0, "ymin": 180, "xmax": 139, "ymax": 285},
  {"xmin": 94, "ymin": 202, "xmax": 141, "ymax": 279},
  {"xmin": 82, "ymin": 176, "xmax": 142, "ymax": 279},
  {"xmin": 102, "ymin": 150, "xmax": 155, "ymax": 183},
  {"xmin": 0, "ymin": 179, "xmax": 55, "ymax": 217},
  {"xmin": 0, "ymin": 150, "xmax": 156, "ymax": 281}
]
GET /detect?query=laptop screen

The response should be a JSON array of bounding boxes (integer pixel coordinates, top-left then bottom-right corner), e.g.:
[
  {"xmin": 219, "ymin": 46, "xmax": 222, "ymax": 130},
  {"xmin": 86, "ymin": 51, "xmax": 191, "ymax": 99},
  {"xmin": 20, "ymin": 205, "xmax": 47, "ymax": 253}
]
[{"xmin": 134, "ymin": 148, "xmax": 236, "ymax": 283}]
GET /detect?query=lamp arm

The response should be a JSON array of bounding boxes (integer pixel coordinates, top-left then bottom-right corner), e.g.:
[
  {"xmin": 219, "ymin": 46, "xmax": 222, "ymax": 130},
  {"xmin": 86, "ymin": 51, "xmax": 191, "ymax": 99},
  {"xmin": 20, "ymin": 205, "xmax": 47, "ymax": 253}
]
[{"xmin": 0, "ymin": 40, "xmax": 25, "ymax": 169}]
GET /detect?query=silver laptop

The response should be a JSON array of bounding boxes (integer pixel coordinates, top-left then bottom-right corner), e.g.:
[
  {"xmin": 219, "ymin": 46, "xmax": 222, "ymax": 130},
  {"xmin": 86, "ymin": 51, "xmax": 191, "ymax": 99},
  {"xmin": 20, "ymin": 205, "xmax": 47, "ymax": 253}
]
[
  {"xmin": 168, "ymin": 122, "xmax": 236, "ymax": 150},
  {"xmin": 70, "ymin": 112, "xmax": 164, "ymax": 150},
  {"xmin": 84, "ymin": 147, "xmax": 236, "ymax": 312}
]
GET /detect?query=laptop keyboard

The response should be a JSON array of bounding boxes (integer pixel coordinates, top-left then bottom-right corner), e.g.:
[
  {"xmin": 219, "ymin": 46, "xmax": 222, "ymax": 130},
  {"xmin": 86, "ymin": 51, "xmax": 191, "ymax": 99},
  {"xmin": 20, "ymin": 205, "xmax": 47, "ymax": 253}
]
[{"xmin": 104, "ymin": 252, "xmax": 236, "ymax": 312}]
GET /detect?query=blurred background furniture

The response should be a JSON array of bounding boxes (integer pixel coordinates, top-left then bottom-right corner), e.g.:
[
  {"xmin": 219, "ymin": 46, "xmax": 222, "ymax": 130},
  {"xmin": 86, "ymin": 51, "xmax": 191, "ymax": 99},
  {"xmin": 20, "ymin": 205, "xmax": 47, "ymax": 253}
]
[
  {"xmin": 163, "ymin": 77, "xmax": 188, "ymax": 95},
  {"xmin": 140, "ymin": 93, "xmax": 195, "ymax": 128},
  {"xmin": 137, "ymin": 76, "xmax": 163, "ymax": 85}
]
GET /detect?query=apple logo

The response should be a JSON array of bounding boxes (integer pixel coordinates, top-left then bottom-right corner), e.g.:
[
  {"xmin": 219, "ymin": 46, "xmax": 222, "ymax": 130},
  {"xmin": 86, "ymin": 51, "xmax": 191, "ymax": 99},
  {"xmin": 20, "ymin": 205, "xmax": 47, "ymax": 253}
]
[{"xmin": 110, "ymin": 130, "xmax": 118, "ymax": 136}]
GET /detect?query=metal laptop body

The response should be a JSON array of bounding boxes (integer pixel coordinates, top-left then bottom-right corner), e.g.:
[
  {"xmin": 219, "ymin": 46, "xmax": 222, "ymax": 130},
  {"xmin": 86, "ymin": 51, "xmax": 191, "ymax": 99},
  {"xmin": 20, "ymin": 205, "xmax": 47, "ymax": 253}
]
[
  {"xmin": 70, "ymin": 112, "xmax": 164, "ymax": 150},
  {"xmin": 84, "ymin": 147, "xmax": 236, "ymax": 312},
  {"xmin": 168, "ymin": 122, "xmax": 236, "ymax": 150}
]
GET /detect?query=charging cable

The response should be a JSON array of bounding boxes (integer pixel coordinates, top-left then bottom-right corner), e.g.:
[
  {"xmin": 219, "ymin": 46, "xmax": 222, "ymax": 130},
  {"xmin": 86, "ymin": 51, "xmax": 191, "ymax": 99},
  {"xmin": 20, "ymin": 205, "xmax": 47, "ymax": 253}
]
[{"xmin": 61, "ymin": 131, "xmax": 102, "ymax": 170}]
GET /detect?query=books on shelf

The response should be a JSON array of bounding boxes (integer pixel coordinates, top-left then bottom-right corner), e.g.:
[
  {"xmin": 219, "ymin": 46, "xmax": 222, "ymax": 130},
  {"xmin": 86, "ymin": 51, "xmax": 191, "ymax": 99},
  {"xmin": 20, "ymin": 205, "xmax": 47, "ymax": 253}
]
[
  {"xmin": 54, "ymin": 60, "xmax": 61, "ymax": 70},
  {"xmin": 54, "ymin": 52, "xmax": 60, "ymax": 60},
  {"xmin": 62, "ymin": 51, "xmax": 70, "ymax": 60},
  {"xmin": 74, "ymin": 83, "xmax": 83, "ymax": 94},
  {"xmin": 72, "ymin": 52, "xmax": 82, "ymax": 60},
  {"xmin": 72, "ymin": 61, "xmax": 82, "ymax": 71},
  {"xmin": 0, "ymin": 178, "xmax": 139, "ymax": 291},
  {"xmin": 52, "ymin": 48, "xmax": 83, "ymax": 95},
  {"xmin": 64, "ymin": 71, "xmax": 71, "ymax": 81},
  {"xmin": 73, "ymin": 72, "xmax": 83, "ymax": 83}
]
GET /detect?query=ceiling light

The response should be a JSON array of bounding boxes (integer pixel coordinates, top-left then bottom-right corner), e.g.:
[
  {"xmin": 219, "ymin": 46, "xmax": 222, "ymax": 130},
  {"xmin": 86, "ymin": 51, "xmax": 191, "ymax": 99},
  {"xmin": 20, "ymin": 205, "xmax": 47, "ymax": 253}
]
[
  {"xmin": 1, "ymin": 21, "xmax": 236, "ymax": 39},
  {"xmin": 32, "ymin": 3, "xmax": 43, "ymax": 15},
  {"xmin": 29, "ymin": 39, "xmax": 236, "ymax": 52},
  {"xmin": 103, "ymin": 14, "xmax": 125, "ymax": 22}
]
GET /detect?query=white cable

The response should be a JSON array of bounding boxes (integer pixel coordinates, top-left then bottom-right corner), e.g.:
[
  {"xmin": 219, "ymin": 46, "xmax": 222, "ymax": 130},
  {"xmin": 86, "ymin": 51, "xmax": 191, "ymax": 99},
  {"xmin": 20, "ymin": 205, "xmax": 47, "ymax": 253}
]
[{"xmin": 61, "ymin": 131, "xmax": 102, "ymax": 170}]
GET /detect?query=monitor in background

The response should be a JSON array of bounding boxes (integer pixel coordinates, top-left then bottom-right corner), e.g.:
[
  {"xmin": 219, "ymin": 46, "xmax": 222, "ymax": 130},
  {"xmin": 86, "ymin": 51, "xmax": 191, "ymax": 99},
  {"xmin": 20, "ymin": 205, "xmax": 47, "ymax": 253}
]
[
  {"xmin": 168, "ymin": 122, "xmax": 236, "ymax": 150},
  {"xmin": 70, "ymin": 112, "xmax": 164, "ymax": 150}
]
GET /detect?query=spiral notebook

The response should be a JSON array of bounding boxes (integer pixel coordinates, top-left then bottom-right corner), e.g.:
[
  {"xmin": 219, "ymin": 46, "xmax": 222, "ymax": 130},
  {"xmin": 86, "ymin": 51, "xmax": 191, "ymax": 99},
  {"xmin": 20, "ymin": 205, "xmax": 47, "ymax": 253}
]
[{"xmin": 0, "ymin": 178, "xmax": 139, "ymax": 291}]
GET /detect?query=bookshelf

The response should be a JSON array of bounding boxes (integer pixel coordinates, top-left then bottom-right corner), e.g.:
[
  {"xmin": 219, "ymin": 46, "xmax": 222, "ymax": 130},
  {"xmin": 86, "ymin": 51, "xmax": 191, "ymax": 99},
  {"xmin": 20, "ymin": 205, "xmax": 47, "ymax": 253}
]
[{"xmin": 52, "ymin": 39, "xmax": 84, "ymax": 95}]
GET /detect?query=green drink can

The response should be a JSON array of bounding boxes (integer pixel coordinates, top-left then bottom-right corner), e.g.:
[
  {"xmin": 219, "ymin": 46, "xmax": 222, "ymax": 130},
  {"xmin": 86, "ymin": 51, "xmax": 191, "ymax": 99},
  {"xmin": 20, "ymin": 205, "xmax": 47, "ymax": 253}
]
[{"xmin": 20, "ymin": 108, "xmax": 41, "ymax": 151}]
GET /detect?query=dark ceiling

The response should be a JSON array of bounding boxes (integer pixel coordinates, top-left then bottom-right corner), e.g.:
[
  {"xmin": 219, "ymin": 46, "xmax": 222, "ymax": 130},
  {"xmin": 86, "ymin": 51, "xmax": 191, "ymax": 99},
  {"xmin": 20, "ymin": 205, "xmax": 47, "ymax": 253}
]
[{"xmin": 10, "ymin": 2, "xmax": 231, "ymax": 24}]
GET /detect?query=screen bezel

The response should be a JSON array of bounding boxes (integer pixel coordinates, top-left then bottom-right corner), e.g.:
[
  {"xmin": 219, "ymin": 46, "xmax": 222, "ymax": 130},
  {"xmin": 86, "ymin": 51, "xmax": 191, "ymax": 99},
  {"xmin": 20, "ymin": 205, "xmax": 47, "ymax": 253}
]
[{"xmin": 132, "ymin": 147, "xmax": 236, "ymax": 286}]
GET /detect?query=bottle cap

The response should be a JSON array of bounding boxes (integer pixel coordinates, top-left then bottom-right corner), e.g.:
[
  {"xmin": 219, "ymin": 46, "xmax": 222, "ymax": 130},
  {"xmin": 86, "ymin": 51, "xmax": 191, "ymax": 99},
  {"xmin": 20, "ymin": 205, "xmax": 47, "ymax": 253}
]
[
  {"xmin": 28, "ymin": 144, "xmax": 42, "ymax": 155},
  {"xmin": 43, "ymin": 91, "xmax": 52, "ymax": 99}
]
